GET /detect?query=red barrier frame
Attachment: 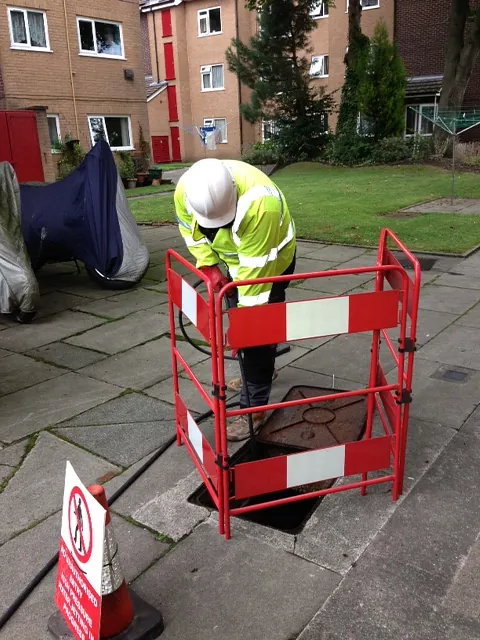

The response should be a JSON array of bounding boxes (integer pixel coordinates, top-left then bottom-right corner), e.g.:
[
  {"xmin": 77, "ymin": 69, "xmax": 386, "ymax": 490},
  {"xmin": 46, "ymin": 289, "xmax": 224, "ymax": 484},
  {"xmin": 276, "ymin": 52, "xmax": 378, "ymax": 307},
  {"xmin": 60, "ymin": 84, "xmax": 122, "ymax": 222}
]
[{"xmin": 167, "ymin": 230, "xmax": 420, "ymax": 540}]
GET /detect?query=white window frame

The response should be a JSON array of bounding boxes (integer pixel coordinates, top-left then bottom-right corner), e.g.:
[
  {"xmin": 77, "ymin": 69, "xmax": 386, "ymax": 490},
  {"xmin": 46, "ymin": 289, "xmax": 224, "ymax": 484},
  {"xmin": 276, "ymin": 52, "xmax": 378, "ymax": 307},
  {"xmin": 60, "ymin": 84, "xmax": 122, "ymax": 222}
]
[
  {"xmin": 87, "ymin": 115, "xmax": 133, "ymax": 151},
  {"xmin": 204, "ymin": 117, "xmax": 227, "ymax": 143},
  {"xmin": 404, "ymin": 104, "xmax": 435, "ymax": 138},
  {"xmin": 77, "ymin": 16, "xmax": 125, "ymax": 59},
  {"xmin": 310, "ymin": 1, "xmax": 328, "ymax": 18},
  {"xmin": 197, "ymin": 7, "xmax": 222, "ymax": 37},
  {"xmin": 346, "ymin": 0, "xmax": 380, "ymax": 10},
  {"xmin": 310, "ymin": 55, "xmax": 329, "ymax": 78},
  {"xmin": 47, "ymin": 115, "xmax": 61, "ymax": 151},
  {"xmin": 200, "ymin": 64, "xmax": 224, "ymax": 92},
  {"xmin": 7, "ymin": 7, "xmax": 51, "ymax": 52}
]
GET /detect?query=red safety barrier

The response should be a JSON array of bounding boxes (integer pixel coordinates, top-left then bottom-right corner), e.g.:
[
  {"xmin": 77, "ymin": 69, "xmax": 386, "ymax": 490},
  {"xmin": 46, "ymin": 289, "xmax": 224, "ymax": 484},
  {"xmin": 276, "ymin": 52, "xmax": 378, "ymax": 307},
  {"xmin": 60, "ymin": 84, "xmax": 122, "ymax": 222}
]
[{"xmin": 167, "ymin": 229, "xmax": 420, "ymax": 540}]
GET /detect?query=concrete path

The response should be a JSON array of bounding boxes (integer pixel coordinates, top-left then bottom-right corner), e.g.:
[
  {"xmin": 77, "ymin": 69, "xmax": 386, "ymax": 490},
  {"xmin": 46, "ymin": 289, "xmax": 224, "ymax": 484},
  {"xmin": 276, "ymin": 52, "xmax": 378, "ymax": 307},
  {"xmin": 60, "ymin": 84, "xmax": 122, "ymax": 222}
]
[
  {"xmin": 1, "ymin": 226, "xmax": 479, "ymax": 639},
  {"xmin": 402, "ymin": 197, "xmax": 480, "ymax": 214}
]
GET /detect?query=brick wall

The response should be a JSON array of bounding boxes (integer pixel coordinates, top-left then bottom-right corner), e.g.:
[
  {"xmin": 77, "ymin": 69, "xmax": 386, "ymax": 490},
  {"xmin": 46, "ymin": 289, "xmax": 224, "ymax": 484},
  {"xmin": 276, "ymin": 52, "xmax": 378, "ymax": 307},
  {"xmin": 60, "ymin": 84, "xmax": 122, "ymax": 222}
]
[
  {"xmin": 141, "ymin": 12, "xmax": 152, "ymax": 76},
  {"xmin": 0, "ymin": 0, "xmax": 150, "ymax": 155}
]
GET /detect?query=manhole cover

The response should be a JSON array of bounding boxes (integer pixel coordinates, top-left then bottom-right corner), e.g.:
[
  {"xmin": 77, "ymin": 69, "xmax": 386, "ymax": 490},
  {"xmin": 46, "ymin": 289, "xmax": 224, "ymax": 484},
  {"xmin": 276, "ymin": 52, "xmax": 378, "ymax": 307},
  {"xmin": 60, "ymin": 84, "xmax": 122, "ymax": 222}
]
[
  {"xmin": 397, "ymin": 255, "xmax": 437, "ymax": 271},
  {"xmin": 257, "ymin": 385, "xmax": 367, "ymax": 452},
  {"xmin": 431, "ymin": 366, "xmax": 473, "ymax": 383}
]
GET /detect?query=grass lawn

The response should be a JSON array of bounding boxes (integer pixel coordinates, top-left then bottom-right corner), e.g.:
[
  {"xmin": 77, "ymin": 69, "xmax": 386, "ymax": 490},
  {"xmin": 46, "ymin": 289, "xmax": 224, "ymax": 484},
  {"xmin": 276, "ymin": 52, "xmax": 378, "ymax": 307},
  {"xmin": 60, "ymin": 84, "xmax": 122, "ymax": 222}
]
[
  {"xmin": 125, "ymin": 184, "xmax": 174, "ymax": 198},
  {"xmin": 129, "ymin": 163, "xmax": 480, "ymax": 253},
  {"xmin": 152, "ymin": 162, "xmax": 193, "ymax": 171}
]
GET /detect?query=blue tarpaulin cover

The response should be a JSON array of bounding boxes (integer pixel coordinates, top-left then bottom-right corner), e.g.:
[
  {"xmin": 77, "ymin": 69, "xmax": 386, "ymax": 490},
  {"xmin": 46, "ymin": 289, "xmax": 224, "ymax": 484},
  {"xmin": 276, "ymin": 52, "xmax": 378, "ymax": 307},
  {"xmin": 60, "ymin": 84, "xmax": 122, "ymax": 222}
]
[{"xmin": 20, "ymin": 141, "xmax": 124, "ymax": 278}]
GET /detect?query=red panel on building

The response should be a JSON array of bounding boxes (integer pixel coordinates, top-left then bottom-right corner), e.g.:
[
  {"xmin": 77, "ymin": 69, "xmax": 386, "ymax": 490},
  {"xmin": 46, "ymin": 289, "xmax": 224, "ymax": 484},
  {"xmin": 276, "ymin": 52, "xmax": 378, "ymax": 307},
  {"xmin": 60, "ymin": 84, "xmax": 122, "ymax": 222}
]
[
  {"xmin": 152, "ymin": 135, "xmax": 170, "ymax": 163},
  {"xmin": 161, "ymin": 9, "xmax": 172, "ymax": 37},
  {"xmin": 170, "ymin": 126, "xmax": 181, "ymax": 161},
  {"xmin": 164, "ymin": 43, "xmax": 175, "ymax": 80},
  {"xmin": 0, "ymin": 111, "xmax": 44, "ymax": 183},
  {"xmin": 167, "ymin": 85, "xmax": 178, "ymax": 122}
]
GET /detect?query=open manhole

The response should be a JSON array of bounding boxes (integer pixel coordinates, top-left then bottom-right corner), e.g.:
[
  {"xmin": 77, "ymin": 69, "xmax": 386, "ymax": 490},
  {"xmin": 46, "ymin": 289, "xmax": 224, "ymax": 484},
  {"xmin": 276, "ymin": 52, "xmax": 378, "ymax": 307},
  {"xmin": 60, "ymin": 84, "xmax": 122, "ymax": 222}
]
[
  {"xmin": 188, "ymin": 386, "xmax": 367, "ymax": 534},
  {"xmin": 396, "ymin": 255, "xmax": 437, "ymax": 271}
]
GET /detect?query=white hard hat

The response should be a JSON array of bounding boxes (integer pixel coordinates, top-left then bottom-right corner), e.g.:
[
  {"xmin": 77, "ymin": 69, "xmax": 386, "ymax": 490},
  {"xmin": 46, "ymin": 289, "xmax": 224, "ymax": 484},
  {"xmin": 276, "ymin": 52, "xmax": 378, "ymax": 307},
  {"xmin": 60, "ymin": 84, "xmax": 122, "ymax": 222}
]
[{"xmin": 183, "ymin": 159, "xmax": 236, "ymax": 229}]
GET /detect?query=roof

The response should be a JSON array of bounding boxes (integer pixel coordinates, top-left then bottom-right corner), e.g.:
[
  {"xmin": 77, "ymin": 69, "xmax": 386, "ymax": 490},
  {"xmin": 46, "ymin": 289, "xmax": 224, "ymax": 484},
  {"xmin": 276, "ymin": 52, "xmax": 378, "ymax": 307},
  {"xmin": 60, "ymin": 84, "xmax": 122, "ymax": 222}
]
[
  {"xmin": 145, "ymin": 76, "xmax": 168, "ymax": 101},
  {"xmin": 140, "ymin": 0, "xmax": 182, "ymax": 12},
  {"xmin": 406, "ymin": 75, "xmax": 443, "ymax": 98}
]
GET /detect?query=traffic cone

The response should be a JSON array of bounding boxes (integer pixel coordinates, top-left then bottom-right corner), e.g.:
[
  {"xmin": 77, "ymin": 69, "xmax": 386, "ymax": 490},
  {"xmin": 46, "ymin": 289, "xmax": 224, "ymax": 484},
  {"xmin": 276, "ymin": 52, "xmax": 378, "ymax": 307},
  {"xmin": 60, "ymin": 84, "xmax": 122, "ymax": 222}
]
[{"xmin": 88, "ymin": 484, "xmax": 134, "ymax": 638}]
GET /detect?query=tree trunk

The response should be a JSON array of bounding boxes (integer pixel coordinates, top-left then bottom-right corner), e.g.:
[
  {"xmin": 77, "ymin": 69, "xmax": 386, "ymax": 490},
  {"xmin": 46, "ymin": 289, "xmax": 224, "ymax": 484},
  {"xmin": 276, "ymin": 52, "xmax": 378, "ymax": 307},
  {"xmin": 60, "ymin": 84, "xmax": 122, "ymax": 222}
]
[
  {"xmin": 435, "ymin": 0, "xmax": 480, "ymax": 147},
  {"xmin": 345, "ymin": 0, "xmax": 362, "ymax": 67}
]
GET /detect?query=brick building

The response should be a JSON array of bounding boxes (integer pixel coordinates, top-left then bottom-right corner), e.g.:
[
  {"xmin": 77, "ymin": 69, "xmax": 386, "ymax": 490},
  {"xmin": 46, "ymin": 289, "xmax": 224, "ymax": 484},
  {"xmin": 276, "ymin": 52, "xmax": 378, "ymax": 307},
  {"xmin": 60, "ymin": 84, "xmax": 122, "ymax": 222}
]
[
  {"xmin": 0, "ymin": 0, "xmax": 150, "ymax": 179},
  {"xmin": 140, "ymin": 0, "xmax": 392, "ymax": 161}
]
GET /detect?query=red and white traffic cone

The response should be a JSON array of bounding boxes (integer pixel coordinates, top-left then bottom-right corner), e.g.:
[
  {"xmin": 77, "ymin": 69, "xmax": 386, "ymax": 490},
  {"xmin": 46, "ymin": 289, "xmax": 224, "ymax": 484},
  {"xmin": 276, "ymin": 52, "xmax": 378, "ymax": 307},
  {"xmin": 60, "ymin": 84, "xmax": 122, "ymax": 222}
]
[{"xmin": 88, "ymin": 485, "xmax": 134, "ymax": 638}]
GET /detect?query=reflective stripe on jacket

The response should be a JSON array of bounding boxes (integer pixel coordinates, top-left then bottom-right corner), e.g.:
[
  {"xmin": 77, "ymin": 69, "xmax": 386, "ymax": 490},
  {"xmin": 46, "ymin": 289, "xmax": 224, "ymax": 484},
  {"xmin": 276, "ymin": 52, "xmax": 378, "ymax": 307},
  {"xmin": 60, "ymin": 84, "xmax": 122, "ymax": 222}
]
[{"xmin": 174, "ymin": 160, "xmax": 296, "ymax": 306}]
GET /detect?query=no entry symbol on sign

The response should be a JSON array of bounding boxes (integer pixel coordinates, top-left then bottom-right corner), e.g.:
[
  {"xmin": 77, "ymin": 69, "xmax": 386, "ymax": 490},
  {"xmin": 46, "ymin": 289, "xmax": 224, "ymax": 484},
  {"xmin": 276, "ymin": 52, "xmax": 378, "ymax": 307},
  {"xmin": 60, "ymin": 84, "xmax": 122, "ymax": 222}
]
[{"xmin": 68, "ymin": 486, "xmax": 93, "ymax": 564}]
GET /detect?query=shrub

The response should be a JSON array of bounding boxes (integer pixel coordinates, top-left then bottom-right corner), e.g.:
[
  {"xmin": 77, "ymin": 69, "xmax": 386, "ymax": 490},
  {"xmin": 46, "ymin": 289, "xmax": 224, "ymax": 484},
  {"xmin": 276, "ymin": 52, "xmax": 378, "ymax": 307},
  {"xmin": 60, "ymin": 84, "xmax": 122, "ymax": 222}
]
[
  {"xmin": 56, "ymin": 135, "xmax": 86, "ymax": 180},
  {"xmin": 407, "ymin": 134, "xmax": 433, "ymax": 162},
  {"xmin": 371, "ymin": 137, "xmax": 410, "ymax": 163},
  {"xmin": 116, "ymin": 151, "xmax": 136, "ymax": 180},
  {"xmin": 241, "ymin": 140, "xmax": 280, "ymax": 165},
  {"xmin": 328, "ymin": 134, "xmax": 374, "ymax": 166}
]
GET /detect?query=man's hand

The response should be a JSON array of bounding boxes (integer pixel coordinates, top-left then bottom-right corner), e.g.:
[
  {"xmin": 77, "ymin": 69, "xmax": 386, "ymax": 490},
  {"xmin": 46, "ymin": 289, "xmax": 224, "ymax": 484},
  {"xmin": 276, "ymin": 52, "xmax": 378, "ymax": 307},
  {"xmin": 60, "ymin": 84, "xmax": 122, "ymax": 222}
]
[{"xmin": 199, "ymin": 265, "xmax": 233, "ymax": 296}]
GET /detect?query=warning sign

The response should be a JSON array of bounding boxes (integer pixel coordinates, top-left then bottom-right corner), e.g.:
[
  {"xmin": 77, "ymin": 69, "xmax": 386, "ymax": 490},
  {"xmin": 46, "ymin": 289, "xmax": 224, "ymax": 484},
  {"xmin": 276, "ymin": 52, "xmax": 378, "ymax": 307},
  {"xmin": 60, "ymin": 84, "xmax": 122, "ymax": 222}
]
[{"xmin": 54, "ymin": 462, "xmax": 106, "ymax": 640}]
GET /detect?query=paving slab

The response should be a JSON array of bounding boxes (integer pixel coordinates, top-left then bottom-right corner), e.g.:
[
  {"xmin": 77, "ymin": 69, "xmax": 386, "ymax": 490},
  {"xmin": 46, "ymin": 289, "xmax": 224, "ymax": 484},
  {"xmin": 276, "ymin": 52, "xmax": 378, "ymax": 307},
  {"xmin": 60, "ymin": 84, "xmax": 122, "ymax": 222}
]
[
  {"xmin": 308, "ymin": 245, "xmax": 368, "ymax": 263},
  {"xmin": 55, "ymin": 418, "xmax": 175, "ymax": 468},
  {"xmin": 418, "ymin": 284, "xmax": 480, "ymax": 314},
  {"xmin": 36, "ymin": 291, "xmax": 92, "ymax": 318},
  {"xmin": 418, "ymin": 325, "xmax": 480, "ymax": 371},
  {"xmin": 386, "ymin": 308, "xmax": 458, "ymax": 349},
  {"xmin": 0, "ymin": 311, "xmax": 106, "ymax": 353},
  {"xmin": 27, "ymin": 342, "xmax": 107, "ymax": 370},
  {"xmin": 143, "ymin": 264, "xmax": 166, "ymax": 282},
  {"xmin": 66, "ymin": 310, "xmax": 170, "ymax": 355},
  {"xmin": 131, "ymin": 470, "xmax": 210, "ymax": 541},
  {"xmin": 0, "ymin": 347, "xmax": 12, "ymax": 357},
  {"xmin": 0, "ymin": 441, "xmax": 26, "ymax": 482},
  {"xmin": 145, "ymin": 375, "xmax": 238, "ymax": 414},
  {"xmin": 295, "ymin": 419, "xmax": 455, "ymax": 574},
  {"xmin": 295, "ymin": 257, "xmax": 337, "ymax": 275},
  {"xmin": 0, "ymin": 432, "xmax": 119, "ymax": 544},
  {"xmin": 0, "ymin": 353, "xmax": 65, "ymax": 396},
  {"xmin": 297, "ymin": 549, "xmax": 448, "ymax": 640},
  {"xmin": 456, "ymin": 301, "xmax": 480, "ymax": 328},
  {"xmin": 133, "ymin": 519, "xmax": 341, "ymax": 640},
  {"xmin": 0, "ymin": 373, "xmax": 121, "ymax": 442},
  {"xmin": 434, "ymin": 271, "xmax": 480, "ymax": 290},
  {"xmin": 388, "ymin": 358, "xmax": 480, "ymax": 430},
  {"xmin": 76, "ymin": 287, "xmax": 168, "ymax": 319},
  {"xmin": 461, "ymin": 405, "xmax": 480, "ymax": 435},
  {"xmin": 295, "ymin": 241, "xmax": 325, "ymax": 257},
  {"xmin": 297, "ymin": 272, "xmax": 374, "ymax": 294},
  {"xmin": 78, "ymin": 337, "xmax": 209, "ymax": 390},
  {"xmin": 441, "ymin": 536, "xmax": 480, "ymax": 622},
  {"xmin": 291, "ymin": 333, "xmax": 394, "ymax": 384}
]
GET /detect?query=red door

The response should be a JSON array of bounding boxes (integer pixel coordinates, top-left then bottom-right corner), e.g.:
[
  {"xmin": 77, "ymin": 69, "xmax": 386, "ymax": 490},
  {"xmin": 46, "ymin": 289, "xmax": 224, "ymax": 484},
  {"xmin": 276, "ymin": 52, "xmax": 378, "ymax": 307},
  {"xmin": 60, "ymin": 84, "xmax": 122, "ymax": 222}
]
[
  {"xmin": 0, "ymin": 111, "xmax": 44, "ymax": 183},
  {"xmin": 151, "ymin": 136, "xmax": 170, "ymax": 163},
  {"xmin": 167, "ymin": 85, "xmax": 178, "ymax": 122},
  {"xmin": 170, "ymin": 126, "xmax": 181, "ymax": 162}
]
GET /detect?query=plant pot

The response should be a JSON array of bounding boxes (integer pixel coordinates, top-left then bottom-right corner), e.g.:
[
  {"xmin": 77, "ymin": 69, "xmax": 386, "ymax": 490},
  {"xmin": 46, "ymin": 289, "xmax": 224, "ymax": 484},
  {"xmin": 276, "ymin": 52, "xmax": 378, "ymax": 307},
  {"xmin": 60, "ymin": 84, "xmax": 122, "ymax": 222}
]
[
  {"xmin": 136, "ymin": 172, "xmax": 147, "ymax": 185},
  {"xmin": 127, "ymin": 179, "xmax": 137, "ymax": 189},
  {"xmin": 148, "ymin": 168, "xmax": 163, "ymax": 181}
]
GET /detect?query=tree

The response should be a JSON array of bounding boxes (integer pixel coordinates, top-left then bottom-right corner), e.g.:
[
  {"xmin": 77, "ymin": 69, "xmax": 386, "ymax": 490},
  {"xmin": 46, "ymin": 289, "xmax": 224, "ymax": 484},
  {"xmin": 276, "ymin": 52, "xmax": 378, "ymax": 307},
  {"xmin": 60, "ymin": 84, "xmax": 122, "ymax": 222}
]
[
  {"xmin": 226, "ymin": 0, "xmax": 334, "ymax": 161},
  {"xmin": 435, "ymin": 0, "xmax": 480, "ymax": 145},
  {"xmin": 358, "ymin": 21, "xmax": 406, "ymax": 140},
  {"xmin": 336, "ymin": 0, "xmax": 369, "ymax": 138}
]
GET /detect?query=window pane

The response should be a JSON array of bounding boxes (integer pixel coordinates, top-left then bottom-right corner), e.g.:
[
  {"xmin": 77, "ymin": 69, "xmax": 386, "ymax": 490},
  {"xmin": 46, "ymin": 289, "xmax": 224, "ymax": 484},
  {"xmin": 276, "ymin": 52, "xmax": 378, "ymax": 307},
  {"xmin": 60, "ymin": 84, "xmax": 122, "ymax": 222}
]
[
  {"xmin": 405, "ymin": 107, "xmax": 416, "ymax": 134},
  {"xmin": 199, "ymin": 16, "xmax": 207, "ymax": 34},
  {"xmin": 79, "ymin": 20, "xmax": 95, "ymax": 51},
  {"xmin": 362, "ymin": 0, "xmax": 379, "ymax": 6},
  {"xmin": 212, "ymin": 65, "xmax": 223, "ymax": 88},
  {"xmin": 323, "ymin": 56, "xmax": 329, "ymax": 75},
  {"xmin": 105, "ymin": 117, "xmax": 130, "ymax": 147},
  {"xmin": 310, "ymin": 57, "xmax": 321, "ymax": 76},
  {"xmin": 11, "ymin": 11, "xmax": 27, "ymax": 44},
  {"xmin": 95, "ymin": 22, "xmax": 122, "ymax": 56},
  {"xmin": 202, "ymin": 72, "xmax": 211, "ymax": 89},
  {"xmin": 47, "ymin": 118, "xmax": 59, "ymax": 146},
  {"xmin": 214, "ymin": 119, "xmax": 226, "ymax": 142},
  {"xmin": 420, "ymin": 108, "xmax": 434, "ymax": 135},
  {"xmin": 89, "ymin": 117, "xmax": 107, "ymax": 143},
  {"xmin": 27, "ymin": 11, "xmax": 46, "ymax": 47},
  {"xmin": 209, "ymin": 8, "xmax": 221, "ymax": 33}
]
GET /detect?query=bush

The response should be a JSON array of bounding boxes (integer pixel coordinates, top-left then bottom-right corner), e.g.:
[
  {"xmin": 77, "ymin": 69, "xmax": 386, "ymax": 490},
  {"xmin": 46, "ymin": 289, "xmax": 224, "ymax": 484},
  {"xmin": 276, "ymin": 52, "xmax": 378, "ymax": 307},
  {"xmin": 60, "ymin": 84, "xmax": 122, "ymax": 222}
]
[
  {"xmin": 116, "ymin": 151, "xmax": 136, "ymax": 180},
  {"xmin": 407, "ymin": 134, "xmax": 433, "ymax": 162},
  {"xmin": 371, "ymin": 137, "xmax": 410, "ymax": 163},
  {"xmin": 327, "ymin": 134, "xmax": 374, "ymax": 166},
  {"xmin": 55, "ymin": 135, "xmax": 86, "ymax": 180},
  {"xmin": 241, "ymin": 140, "xmax": 280, "ymax": 165}
]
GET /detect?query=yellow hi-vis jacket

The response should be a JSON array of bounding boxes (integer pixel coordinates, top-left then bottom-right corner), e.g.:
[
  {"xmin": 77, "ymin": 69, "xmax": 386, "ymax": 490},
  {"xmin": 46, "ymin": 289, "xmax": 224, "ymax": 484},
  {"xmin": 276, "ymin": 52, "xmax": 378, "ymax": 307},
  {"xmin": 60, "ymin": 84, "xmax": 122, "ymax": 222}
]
[{"xmin": 174, "ymin": 160, "xmax": 296, "ymax": 307}]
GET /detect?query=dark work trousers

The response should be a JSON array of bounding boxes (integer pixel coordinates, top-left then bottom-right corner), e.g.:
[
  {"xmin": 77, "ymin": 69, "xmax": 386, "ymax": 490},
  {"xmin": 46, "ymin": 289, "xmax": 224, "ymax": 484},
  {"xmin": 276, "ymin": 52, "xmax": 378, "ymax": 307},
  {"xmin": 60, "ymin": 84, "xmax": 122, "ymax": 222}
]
[{"xmin": 229, "ymin": 253, "xmax": 296, "ymax": 409}]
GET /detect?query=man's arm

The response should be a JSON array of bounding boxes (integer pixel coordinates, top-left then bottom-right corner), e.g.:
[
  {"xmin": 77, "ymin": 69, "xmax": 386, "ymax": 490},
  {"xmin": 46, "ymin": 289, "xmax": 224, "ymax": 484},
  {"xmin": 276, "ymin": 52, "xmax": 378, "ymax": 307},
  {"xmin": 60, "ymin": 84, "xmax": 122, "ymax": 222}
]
[{"xmin": 174, "ymin": 186, "xmax": 219, "ymax": 268}]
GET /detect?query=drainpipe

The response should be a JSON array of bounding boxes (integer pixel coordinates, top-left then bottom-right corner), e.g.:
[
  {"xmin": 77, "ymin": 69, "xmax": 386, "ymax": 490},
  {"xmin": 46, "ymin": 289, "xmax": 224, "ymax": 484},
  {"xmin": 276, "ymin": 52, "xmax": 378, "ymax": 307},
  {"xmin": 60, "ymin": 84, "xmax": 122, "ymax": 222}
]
[
  {"xmin": 234, "ymin": 0, "xmax": 244, "ymax": 152},
  {"xmin": 63, "ymin": 0, "xmax": 79, "ymax": 137},
  {"xmin": 153, "ymin": 10, "xmax": 160, "ymax": 82}
]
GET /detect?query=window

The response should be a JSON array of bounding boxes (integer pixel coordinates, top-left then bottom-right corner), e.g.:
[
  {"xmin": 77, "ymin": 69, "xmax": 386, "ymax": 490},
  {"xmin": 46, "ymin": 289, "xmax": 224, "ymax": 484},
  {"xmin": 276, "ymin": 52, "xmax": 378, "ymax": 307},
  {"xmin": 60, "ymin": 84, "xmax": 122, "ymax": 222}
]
[
  {"xmin": 77, "ymin": 17, "xmax": 124, "ymax": 58},
  {"xmin": 310, "ymin": 1, "xmax": 328, "ymax": 18},
  {"xmin": 346, "ymin": 0, "xmax": 379, "ymax": 9},
  {"xmin": 7, "ymin": 7, "xmax": 49, "ymax": 51},
  {"xmin": 200, "ymin": 64, "xmax": 224, "ymax": 91},
  {"xmin": 261, "ymin": 120, "xmax": 279, "ymax": 142},
  {"xmin": 47, "ymin": 115, "xmax": 60, "ymax": 149},
  {"xmin": 198, "ymin": 7, "xmax": 221, "ymax": 36},
  {"xmin": 204, "ymin": 118, "xmax": 227, "ymax": 143},
  {"xmin": 405, "ymin": 105, "xmax": 435, "ymax": 137},
  {"xmin": 88, "ymin": 116, "xmax": 132, "ymax": 150},
  {"xmin": 310, "ymin": 55, "xmax": 329, "ymax": 78}
]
